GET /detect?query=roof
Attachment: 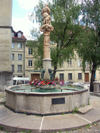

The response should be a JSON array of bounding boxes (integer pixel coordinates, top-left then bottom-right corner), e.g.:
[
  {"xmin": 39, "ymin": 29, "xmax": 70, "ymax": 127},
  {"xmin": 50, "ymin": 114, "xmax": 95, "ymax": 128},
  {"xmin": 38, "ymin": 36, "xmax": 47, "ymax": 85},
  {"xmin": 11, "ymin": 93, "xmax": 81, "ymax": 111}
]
[
  {"xmin": 12, "ymin": 27, "xmax": 27, "ymax": 41},
  {"xmin": 12, "ymin": 35, "xmax": 27, "ymax": 40}
]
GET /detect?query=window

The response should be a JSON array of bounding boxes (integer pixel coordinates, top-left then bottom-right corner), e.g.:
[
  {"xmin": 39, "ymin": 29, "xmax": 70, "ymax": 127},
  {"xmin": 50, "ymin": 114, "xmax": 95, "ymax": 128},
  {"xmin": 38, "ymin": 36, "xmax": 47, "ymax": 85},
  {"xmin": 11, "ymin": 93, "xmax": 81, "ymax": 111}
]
[
  {"xmin": 68, "ymin": 73, "xmax": 72, "ymax": 80},
  {"xmin": 18, "ymin": 76, "xmax": 22, "ymax": 77},
  {"xmin": 85, "ymin": 62, "xmax": 88, "ymax": 68},
  {"xmin": 60, "ymin": 73, "xmax": 64, "ymax": 80},
  {"xmin": 78, "ymin": 59, "xmax": 81, "ymax": 67},
  {"xmin": 12, "ymin": 43, "xmax": 14, "ymax": 48},
  {"xmin": 18, "ymin": 32, "xmax": 21, "ymax": 38},
  {"xmin": 12, "ymin": 65, "xmax": 14, "ymax": 72},
  {"xmin": 18, "ymin": 65, "xmax": 22, "ymax": 72},
  {"xmin": 18, "ymin": 43, "xmax": 22, "ymax": 48},
  {"xmin": 28, "ymin": 60, "xmax": 32, "ymax": 66},
  {"xmin": 68, "ymin": 59, "xmax": 72, "ymax": 66},
  {"xmin": 28, "ymin": 48, "xmax": 32, "ymax": 55},
  {"xmin": 12, "ymin": 32, "xmax": 14, "ymax": 37},
  {"xmin": 12, "ymin": 54, "xmax": 14, "ymax": 60},
  {"xmin": 78, "ymin": 73, "xmax": 82, "ymax": 80},
  {"xmin": 18, "ymin": 54, "xmax": 22, "ymax": 60}
]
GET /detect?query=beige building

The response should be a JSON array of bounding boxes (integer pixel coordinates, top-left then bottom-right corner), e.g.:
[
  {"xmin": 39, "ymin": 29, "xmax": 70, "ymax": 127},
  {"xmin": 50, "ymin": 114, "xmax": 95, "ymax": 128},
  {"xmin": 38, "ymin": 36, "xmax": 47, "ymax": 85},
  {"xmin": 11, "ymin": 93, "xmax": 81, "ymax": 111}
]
[
  {"xmin": 12, "ymin": 37, "xmax": 100, "ymax": 82},
  {"xmin": 25, "ymin": 44, "xmax": 100, "ymax": 83},
  {"xmin": 11, "ymin": 29, "xmax": 27, "ymax": 77},
  {"xmin": 56, "ymin": 58, "xmax": 91, "ymax": 83},
  {"xmin": 25, "ymin": 44, "xmax": 40, "ymax": 80}
]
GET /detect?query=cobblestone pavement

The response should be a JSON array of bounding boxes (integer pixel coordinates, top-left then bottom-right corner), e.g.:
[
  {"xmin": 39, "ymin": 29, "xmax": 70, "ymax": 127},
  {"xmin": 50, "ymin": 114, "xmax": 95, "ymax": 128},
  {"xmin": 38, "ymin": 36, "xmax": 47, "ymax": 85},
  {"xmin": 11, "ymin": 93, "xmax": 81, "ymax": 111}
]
[
  {"xmin": 63, "ymin": 122, "xmax": 100, "ymax": 133},
  {"xmin": 0, "ymin": 122, "xmax": 100, "ymax": 133}
]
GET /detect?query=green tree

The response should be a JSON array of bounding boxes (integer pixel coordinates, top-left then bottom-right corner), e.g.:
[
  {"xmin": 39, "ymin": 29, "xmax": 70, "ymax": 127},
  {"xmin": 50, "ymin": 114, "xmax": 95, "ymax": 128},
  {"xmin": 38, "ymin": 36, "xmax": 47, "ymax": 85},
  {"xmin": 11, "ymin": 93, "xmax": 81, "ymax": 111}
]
[
  {"xmin": 77, "ymin": 0, "xmax": 100, "ymax": 91},
  {"xmin": 27, "ymin": 29, "xmax": 43, "ymax": 70},
  {"xmin": 28, "ymin": 0, "xmax": 82, "ymax": 78}
]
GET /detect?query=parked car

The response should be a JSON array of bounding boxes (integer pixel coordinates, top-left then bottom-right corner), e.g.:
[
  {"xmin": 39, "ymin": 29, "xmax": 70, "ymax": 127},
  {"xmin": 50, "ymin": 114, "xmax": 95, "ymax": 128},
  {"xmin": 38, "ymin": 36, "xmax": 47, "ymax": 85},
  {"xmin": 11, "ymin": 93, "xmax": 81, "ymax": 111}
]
[{"xmin": 13, "ymin": 77, "xmax": 30, "ymax": 85}]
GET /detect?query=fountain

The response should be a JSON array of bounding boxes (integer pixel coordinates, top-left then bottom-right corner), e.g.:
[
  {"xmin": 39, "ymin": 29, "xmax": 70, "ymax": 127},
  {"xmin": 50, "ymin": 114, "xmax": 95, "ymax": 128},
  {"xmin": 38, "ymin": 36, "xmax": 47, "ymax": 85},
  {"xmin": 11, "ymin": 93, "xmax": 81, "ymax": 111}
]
[{"xmin": 5, "ymin": 4, "xmax": 89, "ymax": 116}]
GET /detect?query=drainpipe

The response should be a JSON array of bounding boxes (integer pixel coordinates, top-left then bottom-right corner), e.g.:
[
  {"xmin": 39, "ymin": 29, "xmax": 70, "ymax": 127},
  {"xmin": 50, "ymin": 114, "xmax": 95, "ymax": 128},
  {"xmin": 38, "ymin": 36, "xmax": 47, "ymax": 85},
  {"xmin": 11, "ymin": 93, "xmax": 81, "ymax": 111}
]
[{"xmin": 23, "ymin": 41, "xmax": 26, "ymax": 77}]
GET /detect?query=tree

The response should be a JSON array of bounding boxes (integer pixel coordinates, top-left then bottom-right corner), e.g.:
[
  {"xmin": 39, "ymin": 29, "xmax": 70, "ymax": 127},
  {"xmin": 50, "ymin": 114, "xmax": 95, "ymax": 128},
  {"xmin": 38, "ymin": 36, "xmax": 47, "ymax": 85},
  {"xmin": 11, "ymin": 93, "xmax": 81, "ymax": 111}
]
[
  {"xmin": 27, "ymin": 29, "xmax": 43, "ymax": 70},
  {"xmin": 76, "ymin": 0, "xmax": 100, "ymax": 91},
  {"xmin": 28, "ymin": 0, "xmax": 82, "ymax": 78}
]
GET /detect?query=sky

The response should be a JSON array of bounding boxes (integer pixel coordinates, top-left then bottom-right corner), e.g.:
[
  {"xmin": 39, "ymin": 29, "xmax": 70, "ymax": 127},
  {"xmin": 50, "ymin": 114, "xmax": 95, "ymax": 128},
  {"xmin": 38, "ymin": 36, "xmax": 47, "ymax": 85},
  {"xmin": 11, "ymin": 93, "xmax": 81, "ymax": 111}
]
[
  {"xmin": 12, "ymin": 0, "xmax": 40, "ymax": 39},
  {"xmin": 12, "ymin": 0, "xmax": 82, "ymax": 39}
]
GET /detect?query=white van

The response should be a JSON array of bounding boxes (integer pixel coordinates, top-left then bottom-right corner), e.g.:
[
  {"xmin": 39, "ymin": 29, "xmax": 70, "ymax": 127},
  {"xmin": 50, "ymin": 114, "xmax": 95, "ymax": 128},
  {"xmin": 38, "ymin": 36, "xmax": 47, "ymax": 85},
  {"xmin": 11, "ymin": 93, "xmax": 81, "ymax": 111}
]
[{"xmin": 13, "ymin": 77, "xmax": 30, "ymax": 85}]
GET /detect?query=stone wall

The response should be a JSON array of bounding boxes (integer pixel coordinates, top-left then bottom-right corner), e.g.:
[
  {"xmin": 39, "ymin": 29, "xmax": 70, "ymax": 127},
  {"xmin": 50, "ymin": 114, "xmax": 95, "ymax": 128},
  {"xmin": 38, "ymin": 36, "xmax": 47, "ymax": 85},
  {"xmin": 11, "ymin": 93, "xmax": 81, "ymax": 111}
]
[
  {"xmin": 0, "ymin": 28, "xmax": 12, "ymax": 71},
  {"xmin": 0, "ymin": 0, "xmax": 12, "ymax": 26},
  {"xmin": 0, "ymin": 0, "xmax": 13, "ymax": 91},
  {"xmin": 6, "ymin": 86, "xmax": 89, "ymax": 115}
]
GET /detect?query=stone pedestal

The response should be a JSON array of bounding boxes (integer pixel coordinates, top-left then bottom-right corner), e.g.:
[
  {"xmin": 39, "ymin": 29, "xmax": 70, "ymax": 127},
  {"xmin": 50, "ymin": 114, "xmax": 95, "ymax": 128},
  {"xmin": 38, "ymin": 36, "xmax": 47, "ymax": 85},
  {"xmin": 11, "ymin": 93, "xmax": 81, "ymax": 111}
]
[
  {"xmin": 93, "ymin": 81, "xmax": 100, "ymax": 94},
  {"xmin": 0, "ymin": 72, "xmax": 13, "ymax": 92},
  {"xmin": 43, "ymin": 58, "xmax": 52, "ymax": 78}
]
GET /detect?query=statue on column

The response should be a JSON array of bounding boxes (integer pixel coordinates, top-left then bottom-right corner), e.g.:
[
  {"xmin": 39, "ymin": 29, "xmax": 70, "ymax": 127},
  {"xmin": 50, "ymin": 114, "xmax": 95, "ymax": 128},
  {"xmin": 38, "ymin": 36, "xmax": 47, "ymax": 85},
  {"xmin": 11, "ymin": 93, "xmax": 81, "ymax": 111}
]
[
  {"xmin": 40, "ymin": 4, "xmax": 54, "ymax": 32},
  {"xmin": 40, "ymin": 4, "xmax": 54, "ymax": 79}
]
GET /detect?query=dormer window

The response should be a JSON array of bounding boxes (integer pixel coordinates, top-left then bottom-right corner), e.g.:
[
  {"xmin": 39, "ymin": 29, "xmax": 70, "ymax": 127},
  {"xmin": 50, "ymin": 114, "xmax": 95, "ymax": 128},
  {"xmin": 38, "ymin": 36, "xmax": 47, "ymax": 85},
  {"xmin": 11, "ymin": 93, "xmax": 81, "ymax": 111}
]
[
  {"xmin": 12, "ymin": 32, "xmax": 14, "ymax": 37},
  {"xmin": 18, "ymin": 32, "xmax": 22, "ymax": 38}
]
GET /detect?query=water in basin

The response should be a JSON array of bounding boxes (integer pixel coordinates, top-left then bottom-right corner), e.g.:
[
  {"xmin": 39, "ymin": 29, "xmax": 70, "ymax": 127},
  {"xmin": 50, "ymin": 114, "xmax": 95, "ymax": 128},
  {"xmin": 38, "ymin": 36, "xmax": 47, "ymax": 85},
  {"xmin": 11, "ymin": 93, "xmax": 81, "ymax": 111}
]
[{"xmin": 11, "ymin": 85, "xmax": 83, "ymax": 93}]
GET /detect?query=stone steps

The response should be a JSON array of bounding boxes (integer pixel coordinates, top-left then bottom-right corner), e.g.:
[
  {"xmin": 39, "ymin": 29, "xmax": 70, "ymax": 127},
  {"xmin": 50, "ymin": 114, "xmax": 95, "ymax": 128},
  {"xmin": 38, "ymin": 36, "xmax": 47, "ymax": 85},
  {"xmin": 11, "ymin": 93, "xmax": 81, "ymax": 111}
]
[{"xmin": 78, "ymin": 105, "xmax": 94, "ymax": 114}]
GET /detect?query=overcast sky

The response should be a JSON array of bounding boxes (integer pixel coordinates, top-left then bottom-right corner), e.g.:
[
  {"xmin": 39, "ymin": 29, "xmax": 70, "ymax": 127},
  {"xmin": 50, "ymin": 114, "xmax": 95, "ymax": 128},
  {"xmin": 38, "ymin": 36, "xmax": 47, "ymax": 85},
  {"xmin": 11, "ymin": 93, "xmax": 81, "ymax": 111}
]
[
  {"xmin": 12, "ymin": 0, "xmax": 40, "ymax": 38},
  {"xmin": 12, "ymin": 0, "xmax": 82, "ymax": 39}
]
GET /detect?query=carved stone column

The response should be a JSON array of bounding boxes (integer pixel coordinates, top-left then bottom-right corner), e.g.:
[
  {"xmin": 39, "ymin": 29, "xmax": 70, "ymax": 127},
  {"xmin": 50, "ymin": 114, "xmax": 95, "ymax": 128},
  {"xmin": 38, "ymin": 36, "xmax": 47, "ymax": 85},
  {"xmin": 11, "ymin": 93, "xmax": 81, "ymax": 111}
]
[
  {"xmin": 40, "ymin": 4, "xmax": 54, "ymax": 78},
  {"xmin": 43, "ymin": 31, "xmax": 50, "ymax": 59}
]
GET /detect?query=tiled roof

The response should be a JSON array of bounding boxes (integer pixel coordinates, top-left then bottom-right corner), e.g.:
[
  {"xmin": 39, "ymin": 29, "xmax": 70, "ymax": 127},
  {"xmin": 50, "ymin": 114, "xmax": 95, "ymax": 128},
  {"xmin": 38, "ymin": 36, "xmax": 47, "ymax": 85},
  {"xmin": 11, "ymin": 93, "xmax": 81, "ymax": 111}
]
[
  {"xmin": 12, "ymin": 35, "xmax": 27, "ymax": 40},
  {"xmin": 12, "ymin": 27, "xmax": 27, "ymax": 40}
]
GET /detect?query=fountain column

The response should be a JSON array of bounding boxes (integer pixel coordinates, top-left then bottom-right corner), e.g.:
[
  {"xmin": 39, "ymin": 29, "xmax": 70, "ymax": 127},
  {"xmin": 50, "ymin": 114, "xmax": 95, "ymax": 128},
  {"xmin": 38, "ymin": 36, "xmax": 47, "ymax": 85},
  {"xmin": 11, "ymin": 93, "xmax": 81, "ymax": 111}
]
[{"xmin": 40, "ymin": 4, "xmax": 54, "ymax": 79}]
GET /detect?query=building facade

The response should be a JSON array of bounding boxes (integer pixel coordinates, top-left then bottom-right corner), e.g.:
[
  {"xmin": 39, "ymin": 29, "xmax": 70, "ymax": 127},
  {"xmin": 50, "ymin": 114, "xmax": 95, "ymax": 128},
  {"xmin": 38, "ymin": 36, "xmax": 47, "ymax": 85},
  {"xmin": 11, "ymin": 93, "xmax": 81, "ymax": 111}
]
[
  {"xmin": 25, "ymin": 44, "xmax": 100, "ymax": 83},
  {"xmin": 25, "ymin": 44, "xmax": 40, "ymax": 80},
  {"xmin": 11, "ymin": 29, "xmax": 27, "ymax": 77},
  {"xmin": 11, "ymin": 36, "xmax": 100, "ymax": 83}
]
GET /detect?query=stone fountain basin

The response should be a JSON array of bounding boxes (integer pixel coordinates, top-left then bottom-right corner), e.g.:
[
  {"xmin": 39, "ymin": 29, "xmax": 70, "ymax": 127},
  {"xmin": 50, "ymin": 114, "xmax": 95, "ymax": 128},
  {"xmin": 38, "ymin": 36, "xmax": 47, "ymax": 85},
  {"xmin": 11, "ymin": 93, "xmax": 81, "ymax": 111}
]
[{"xmin": 5, "ymin": 85, "xmax": 90, "ymax": 116}]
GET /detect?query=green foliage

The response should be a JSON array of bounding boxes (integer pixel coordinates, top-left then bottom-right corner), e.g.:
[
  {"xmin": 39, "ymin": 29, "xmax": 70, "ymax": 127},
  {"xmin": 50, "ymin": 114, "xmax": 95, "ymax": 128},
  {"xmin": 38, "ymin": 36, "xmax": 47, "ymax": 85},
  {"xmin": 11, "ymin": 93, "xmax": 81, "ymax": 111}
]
[
  {"xmin": 6, "ymin": 130, "xmax": 9, "ymax": 133},
  {"xmin": 27, "ymin": 33, "xmax": 43, "ymax": 70},
  {"xmin": 28, "ymin": 0, "xmax": 82, "ymax": 77},
  {"xmin": 76, "ymin": 0, "xmax": 100, "ymax": 91},
  {"xmin": 0, "ymin": 125, "xmax": 3, "ymax": 130},
  {"xmin": 73, "ymin": 106, "xmax": 78, "ymax": 114},
  {"xmin": 88, "ymin": 98, "xmax": 90, "ymax": 105},
  {"xmin": 85, "ymin": 124, "xmax": 90, "ymax": 128},
  {"xmin": 26, "ymin": 130, "xmax": 32, "ymax": 133},
  {"xmin": 61, "ymin": 112, "xmax": 65, "ymax": 115},
  {"xmin": 82, "ymin": 104, "xmax": 85, "ymax": 107},
  {"xmin": 3, "ymin": 102, "xmax": 6, "ymax": 106},
  {"xmin": 79, "ymin": 0, "xmax": 100, "ymax": 68}
]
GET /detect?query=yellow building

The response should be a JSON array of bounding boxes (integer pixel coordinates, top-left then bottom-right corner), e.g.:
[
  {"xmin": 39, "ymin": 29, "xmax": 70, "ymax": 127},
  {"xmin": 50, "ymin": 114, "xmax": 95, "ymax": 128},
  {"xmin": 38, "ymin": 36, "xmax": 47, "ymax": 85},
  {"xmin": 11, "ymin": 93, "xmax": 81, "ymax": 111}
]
[
  {"xmin": 25, "ymin": 43, "xmax": 100, "ymax": 83},
  {"xmin": 12, "ymin": 36, "xmax": 100, "ymax": 82},
  {"xmin": 25, "ymin": 44, "xmax": 40, "ymax": 80},
  {"xmin": 56, "ymin": 58, "xmax": 90, "ymax": 82},
  {"xmin": 11, "ymin": 29, "xmax": 27, "ymax": 77}
]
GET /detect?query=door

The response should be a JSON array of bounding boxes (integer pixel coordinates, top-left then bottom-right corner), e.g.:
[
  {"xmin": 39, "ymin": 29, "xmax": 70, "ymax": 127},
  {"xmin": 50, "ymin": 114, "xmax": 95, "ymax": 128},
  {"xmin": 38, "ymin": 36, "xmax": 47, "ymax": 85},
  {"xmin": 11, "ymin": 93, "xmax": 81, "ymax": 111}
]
[
  {"xmin": 31, "ymin": 74, "xmax": 40, "ymax": 80},
  {"xmin": 85, "ymin": 73, "xmax": 89, "ymax": 82}
]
